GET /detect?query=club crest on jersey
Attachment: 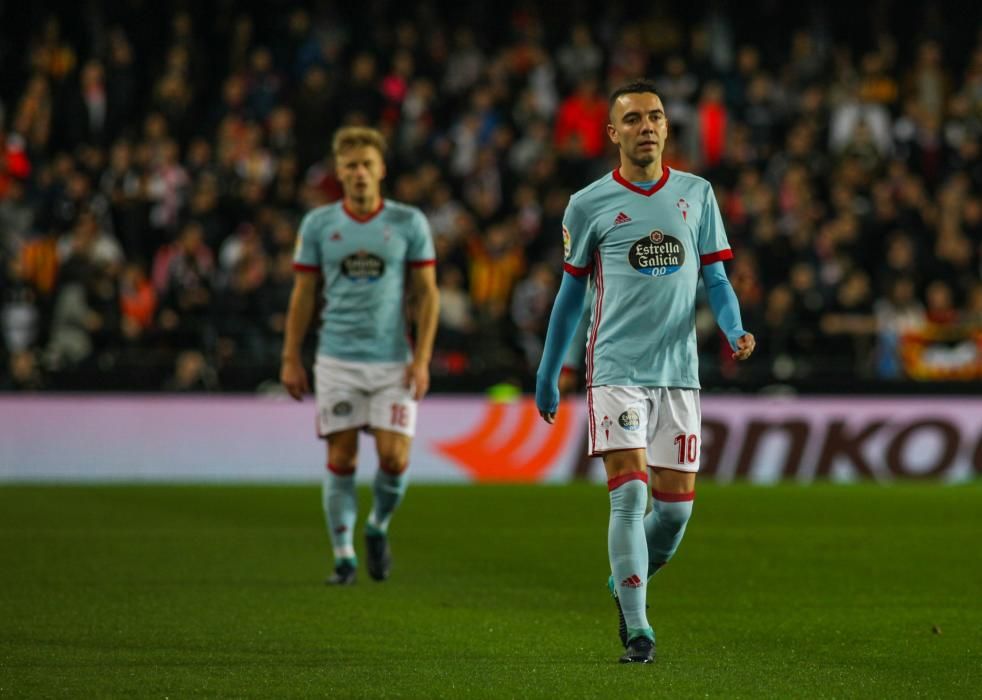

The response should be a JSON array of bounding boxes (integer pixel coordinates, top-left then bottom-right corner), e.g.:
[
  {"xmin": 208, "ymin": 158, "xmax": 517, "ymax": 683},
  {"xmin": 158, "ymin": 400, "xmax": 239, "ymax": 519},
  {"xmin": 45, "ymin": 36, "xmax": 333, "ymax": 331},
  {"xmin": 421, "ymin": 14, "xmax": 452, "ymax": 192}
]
[
  {"xmin": 562, "ymin": 225, "xmax": 571, "ymax": 260},
  {"xmin": 676, "ymin": 198, "xmax": 689, "ymax": 222},
  {"xmin": 629, "ymin": 230, "xmax": 685, "ymax": 277},
  {"xmin": 618, "ymin": 408, "xmax": 641, "ymax": 431},
  {"xmin": 341, "ymin": 250, "xmax": 385, "ymax": 282}
]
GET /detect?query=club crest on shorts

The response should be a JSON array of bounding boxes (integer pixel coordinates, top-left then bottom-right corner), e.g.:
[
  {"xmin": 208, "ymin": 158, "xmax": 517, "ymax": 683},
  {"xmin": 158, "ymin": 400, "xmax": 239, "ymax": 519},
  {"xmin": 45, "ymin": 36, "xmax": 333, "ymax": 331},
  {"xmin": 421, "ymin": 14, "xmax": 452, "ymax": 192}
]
[
  {"xmin": 618, "ymin": 408, "xmax": 641, "ymax": 431},
  {"xmin": 332, "ymin": 401, "xmax": 353, "ymax": 416},
  {"xmin": 628, "ymin": 230, "xmax": 685, "ymax": 277},
  {"xmin": 600, "ymin": 414, "xmax": 613, "ymax": 440}
]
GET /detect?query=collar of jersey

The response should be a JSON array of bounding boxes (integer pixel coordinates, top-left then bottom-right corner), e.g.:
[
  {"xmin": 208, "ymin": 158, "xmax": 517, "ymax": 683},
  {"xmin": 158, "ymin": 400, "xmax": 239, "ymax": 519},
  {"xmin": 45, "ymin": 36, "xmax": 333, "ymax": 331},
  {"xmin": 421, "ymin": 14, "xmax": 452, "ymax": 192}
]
[
  {"xmin": 612, "ymin": 166, "xmax": 670, "ymax": 196},
  {"xmin": 343, "ymin": 199, "xmax": 385, "ymax": 223}
]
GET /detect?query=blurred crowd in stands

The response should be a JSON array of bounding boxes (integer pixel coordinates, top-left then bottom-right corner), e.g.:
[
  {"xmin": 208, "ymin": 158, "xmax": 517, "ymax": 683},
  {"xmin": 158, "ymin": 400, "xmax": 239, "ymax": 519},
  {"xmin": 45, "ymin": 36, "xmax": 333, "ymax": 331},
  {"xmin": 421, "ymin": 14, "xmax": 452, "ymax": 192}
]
[{"xmin": 1, "ymin": 1, "xmax": 981, "ymax": 392}]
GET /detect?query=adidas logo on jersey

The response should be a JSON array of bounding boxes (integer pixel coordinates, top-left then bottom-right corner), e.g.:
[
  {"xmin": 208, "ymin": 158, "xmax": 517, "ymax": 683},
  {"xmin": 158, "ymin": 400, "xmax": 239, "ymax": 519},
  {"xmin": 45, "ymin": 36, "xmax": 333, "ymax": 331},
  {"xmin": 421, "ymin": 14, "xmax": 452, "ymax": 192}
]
[
  {"xmin": 614, "ymin": 212, "xmax": 632, "ymax": 226},
  {"xmin": 330, "ymin": 231, "xmax": 343, "ymax": 241}
]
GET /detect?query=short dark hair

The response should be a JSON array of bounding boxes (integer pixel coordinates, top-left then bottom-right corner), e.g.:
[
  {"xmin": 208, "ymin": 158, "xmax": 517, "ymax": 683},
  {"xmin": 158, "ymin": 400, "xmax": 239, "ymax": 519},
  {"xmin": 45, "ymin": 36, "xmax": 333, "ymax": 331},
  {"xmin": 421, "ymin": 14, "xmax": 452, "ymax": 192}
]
[{"xmin": 608, "ymin": 79, "xmax": 660, "ymax": 118}]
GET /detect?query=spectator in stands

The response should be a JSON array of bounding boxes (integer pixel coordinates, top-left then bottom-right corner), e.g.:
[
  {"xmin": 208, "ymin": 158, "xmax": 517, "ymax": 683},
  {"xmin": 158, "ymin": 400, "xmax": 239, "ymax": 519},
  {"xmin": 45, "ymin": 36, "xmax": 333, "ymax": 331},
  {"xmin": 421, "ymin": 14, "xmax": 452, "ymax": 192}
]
[
  {"xmin": 436, "ymin": 264, "xmax": 475, "ymax": 354},
  {"xmin": 510, "ymin": 262, "xmax": 555, "ymax": 370},
  {"xmin": 163, "ymin": 349, "xmax": 219, "ymax": 391},
  {"xmin": 119, "ymin": 262, "xmax": 157, "ymax": 344},
  {"xmin": 874, "ymin": 277, "xmax": 926, "ymax": 378},
  {"xmin": 157, "ymin": 221, "xmax": 213, "ymax": 350},
  {"xmin": 553, "ymin": 76, "xmax": 608, "ymax": 183}
]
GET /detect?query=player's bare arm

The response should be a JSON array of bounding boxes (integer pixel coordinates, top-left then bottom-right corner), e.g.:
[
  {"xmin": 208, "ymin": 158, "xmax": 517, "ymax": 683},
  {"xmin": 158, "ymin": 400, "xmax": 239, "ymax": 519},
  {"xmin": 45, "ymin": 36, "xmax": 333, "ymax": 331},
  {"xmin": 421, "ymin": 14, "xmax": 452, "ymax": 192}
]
[
  {"xmin": 280, "ymin": 270, "xmax": 318, "ymax": 400},
  {"xmin": 406, "ymin": 264, "xmax": 439, "ymax": 401}
]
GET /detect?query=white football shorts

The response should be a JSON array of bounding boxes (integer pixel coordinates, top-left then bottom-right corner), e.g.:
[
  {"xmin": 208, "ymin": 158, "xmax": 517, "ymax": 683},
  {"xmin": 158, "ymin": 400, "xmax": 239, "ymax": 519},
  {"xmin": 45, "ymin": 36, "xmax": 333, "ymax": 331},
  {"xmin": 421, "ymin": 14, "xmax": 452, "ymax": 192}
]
[
  {"xmin": 314, "ymin": 355, "xmax": 417, "ymax": 438},
  {"xmin": 587, "ymin": 385, "xmax": 702, "ymax": 472}
]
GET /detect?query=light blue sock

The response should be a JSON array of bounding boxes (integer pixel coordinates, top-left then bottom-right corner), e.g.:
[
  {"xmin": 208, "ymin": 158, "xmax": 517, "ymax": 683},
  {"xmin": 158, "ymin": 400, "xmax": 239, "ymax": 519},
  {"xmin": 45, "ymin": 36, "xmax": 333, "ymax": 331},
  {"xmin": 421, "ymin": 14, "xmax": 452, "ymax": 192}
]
[
  {"xmin": 323, "ymin": 467, "xmax": 357, "ymax": 565},
  {"xmin": 608, "ymin": 474, "xmax": 653, "ymax": 641},
  {"xmin": 644, "ymin": 491, "xmax": 694, "ymax": 578},
  {"xmin": 367, "ymin": 468, "xmax": 408, "ymax": 535}
]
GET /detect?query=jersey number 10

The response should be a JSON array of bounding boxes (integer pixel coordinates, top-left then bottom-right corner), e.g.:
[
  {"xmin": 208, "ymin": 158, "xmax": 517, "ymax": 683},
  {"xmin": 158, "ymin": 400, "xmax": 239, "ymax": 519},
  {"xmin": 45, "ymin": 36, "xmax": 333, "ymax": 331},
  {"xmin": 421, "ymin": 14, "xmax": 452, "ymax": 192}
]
[
  {"xmin": 390, "ymin": 404, "xmax": 409, "ymax": 428},
  {"xmin": 674, "ymin": 434, "xmax": 698, "ymax": 465}
]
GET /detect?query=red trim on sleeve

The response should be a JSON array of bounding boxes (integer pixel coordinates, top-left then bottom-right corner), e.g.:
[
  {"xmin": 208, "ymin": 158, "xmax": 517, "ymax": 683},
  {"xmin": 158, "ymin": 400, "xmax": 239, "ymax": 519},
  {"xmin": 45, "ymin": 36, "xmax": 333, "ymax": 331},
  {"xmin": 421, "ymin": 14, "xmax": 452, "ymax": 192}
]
[
  {"xmin": 293, "ymin": 263, "xmax": 321, "ymax": 273},
  {"xmin": 560, "ymin": 365, "xmax": 578, "ymax": 376},
  {"xmin": 612, "ymin": 166, "xmax": 670, "ymax": 196},
  {"xmin": 652, "ymin": 490, "xmax": 695, "ymax": 502},
  {"xmin": 607, "ymin": 471, "xmax": 649, "ymax": 491},
  {"xmin": 563, "ymin": 261, "xmax": 594, "ymax": 277},
  {"xmin": 409, "ymin": 259, "xmax": 436, "ymax": 268},
  {"xmin": 342, "ymin": 199, "xmax": 385, "ymax": 223},
  {"xmin": 699, "ymin": 249, "xmax": 734, "ymax": 266}
]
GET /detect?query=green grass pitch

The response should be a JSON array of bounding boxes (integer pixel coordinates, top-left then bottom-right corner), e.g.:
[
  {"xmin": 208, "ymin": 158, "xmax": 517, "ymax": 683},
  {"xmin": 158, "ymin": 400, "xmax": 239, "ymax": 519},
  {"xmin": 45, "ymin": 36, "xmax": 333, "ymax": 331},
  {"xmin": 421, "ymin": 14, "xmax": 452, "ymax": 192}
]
[{"xmin": 2, "ymin": 483, "xmax": 981, "ymax": 698}]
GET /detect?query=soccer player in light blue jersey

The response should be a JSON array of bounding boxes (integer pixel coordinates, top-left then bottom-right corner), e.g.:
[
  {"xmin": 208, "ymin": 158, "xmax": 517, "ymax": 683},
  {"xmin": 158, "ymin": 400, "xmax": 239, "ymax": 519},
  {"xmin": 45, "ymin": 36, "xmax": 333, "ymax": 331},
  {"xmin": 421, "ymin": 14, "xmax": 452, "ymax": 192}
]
[
  {"xmin": 536, "ymin": 80, "xmax": 755, "ymax": 663},
  {"xmin": 280, "ymin": 127, "xmax": 440, "ymax": 586}
]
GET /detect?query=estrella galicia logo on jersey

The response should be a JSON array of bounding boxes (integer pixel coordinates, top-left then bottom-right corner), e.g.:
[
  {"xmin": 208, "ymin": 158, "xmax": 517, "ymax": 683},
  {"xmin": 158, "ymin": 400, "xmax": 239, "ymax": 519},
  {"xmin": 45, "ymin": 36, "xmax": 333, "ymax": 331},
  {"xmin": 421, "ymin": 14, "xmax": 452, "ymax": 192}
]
[
  {"xmin": 618, "ymin": 408, "xmax": 641, "ymax": 431},
  {"xmin": 629, "ymin": 230, "xmax": 685, "ymax": 277},
  {"xmin": 332, "ymin": 401, "xmax": 353, "ymax": 417},
  {"xmin": 341, "ymin": 251, "xmax": 385, "ymax": 282}
]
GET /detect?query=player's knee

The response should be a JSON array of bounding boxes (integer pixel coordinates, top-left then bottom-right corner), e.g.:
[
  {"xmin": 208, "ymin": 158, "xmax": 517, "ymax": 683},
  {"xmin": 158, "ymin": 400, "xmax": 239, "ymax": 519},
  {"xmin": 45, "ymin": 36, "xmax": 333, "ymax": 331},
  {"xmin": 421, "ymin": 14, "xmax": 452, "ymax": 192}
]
[
  {"xmin": 615, "ymin": 484, "xmax": 648, "ymax": 512},
  {"xmin": 326, "ymin": 447, "xmax": 358, "ymax": 474},
  {"xmin": 657, "ymin": 500, "xmax": 693, "ymax": 533},
  {"xmin": 609, "ymin": 477, "xmax": 647, "ymax": 521},
  {"xmin": 377, "ymin": 454, "xmax": 408, "ymax": 475},
  {"xmin": 327, "ymin": 459, "xmax": 356, "ymax": 475},
  {"xmin": 326, "ymin": 433, "xmax": 359, "ymax": 474}
]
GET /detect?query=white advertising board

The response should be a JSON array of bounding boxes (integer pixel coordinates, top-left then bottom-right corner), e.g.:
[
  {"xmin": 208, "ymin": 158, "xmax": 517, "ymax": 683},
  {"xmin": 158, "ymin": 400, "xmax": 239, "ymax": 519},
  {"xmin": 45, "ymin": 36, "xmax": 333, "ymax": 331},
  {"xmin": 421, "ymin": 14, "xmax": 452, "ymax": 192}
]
[{"xmin": 1, "ymin": 395, "xmax": 979, "ymax": 483}]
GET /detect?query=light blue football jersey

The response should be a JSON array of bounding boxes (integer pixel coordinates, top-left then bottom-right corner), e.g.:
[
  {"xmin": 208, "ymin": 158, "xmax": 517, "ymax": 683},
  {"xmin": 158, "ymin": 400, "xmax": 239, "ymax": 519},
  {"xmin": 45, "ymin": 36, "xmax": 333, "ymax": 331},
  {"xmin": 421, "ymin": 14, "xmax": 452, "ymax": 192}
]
[
  {"xmin": 563, "ymin": 167, "xmax": 733, "ymax": 389},
  {"xmin": 293, "ymin": 199, "xmax": 436, "ymax": 362}
]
